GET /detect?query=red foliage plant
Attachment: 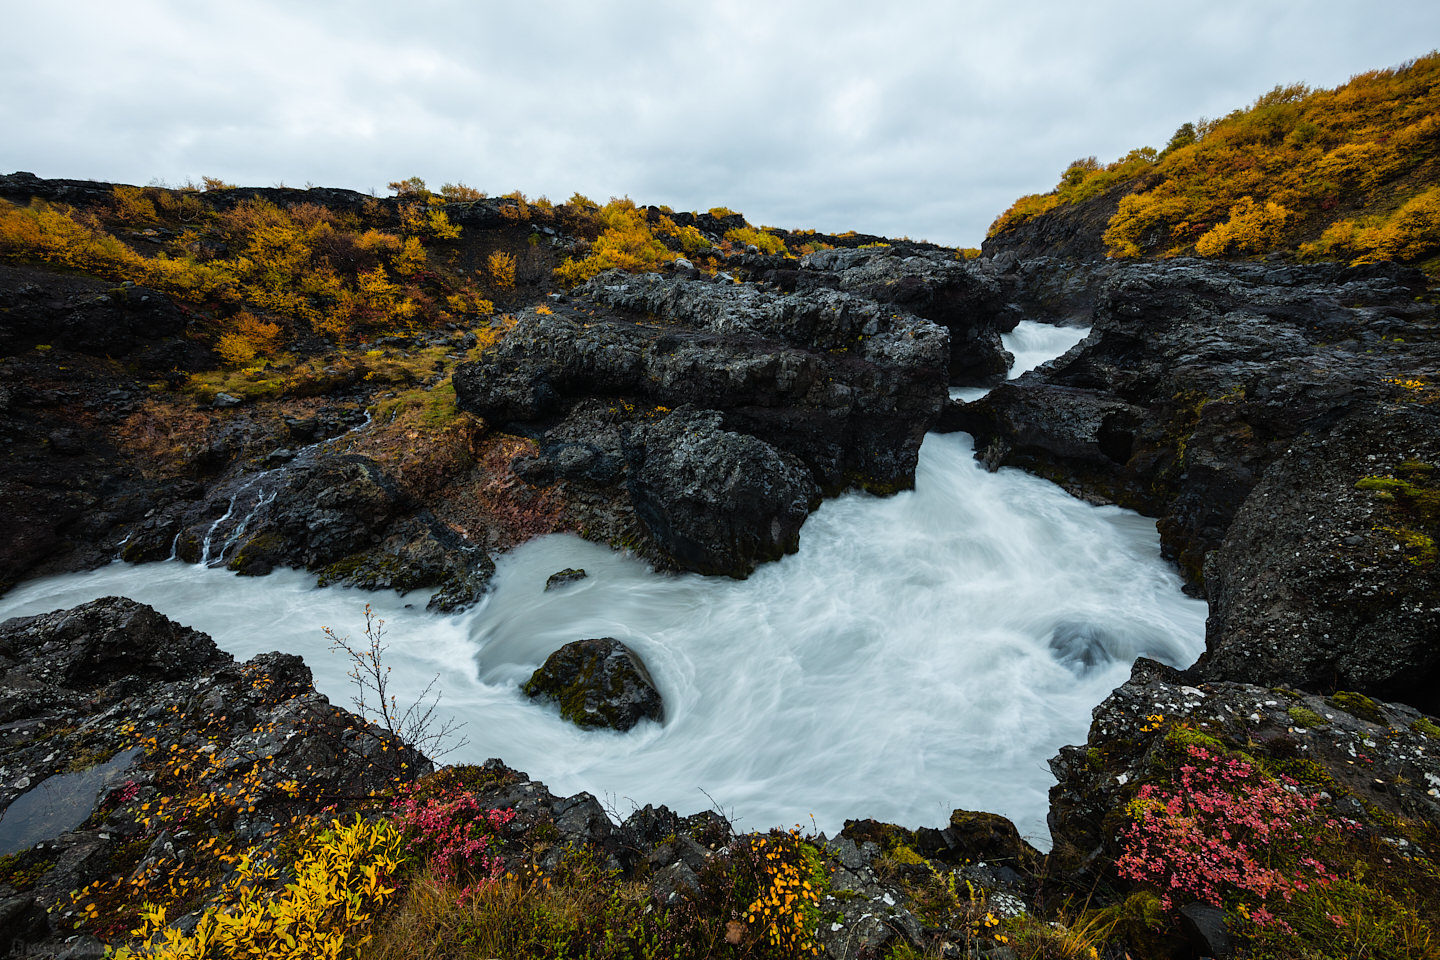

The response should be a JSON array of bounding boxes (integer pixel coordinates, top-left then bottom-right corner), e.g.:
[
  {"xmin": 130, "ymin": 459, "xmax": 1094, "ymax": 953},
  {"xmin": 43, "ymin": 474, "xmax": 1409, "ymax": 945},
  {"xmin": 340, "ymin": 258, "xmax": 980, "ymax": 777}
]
[
  {"xmin": 1116, "ymin": 745, "xmax": 1353, "ymax": 932},
  {"xmin": 392, "ymin": 784, "xmax": 516, "ymax": 889}
]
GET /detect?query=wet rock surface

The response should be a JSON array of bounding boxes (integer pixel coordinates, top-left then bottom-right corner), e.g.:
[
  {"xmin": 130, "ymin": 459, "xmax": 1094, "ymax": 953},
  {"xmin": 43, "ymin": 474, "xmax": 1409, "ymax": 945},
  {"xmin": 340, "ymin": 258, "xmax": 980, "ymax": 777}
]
[
  {"xmin": 624, "ymin": 406, "xmax": 815, "ymax": 576},
  {"xmin": 544, "ymin": 567, "xmax": 587, "ymax": 590},
  {"xmin": 522, "ymin": 637, "xmax": 665, "ymax": 732},
  {"xmin": 120, "ymin": 451, "xmax": 495, "ymax": 611}
]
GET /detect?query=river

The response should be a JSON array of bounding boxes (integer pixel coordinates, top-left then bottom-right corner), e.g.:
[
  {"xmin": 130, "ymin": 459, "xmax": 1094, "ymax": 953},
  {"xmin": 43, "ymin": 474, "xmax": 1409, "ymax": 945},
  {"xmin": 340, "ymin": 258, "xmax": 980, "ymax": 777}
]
[{"xmin": 0, "ymin": 321, "xmax": 1206, "ymax": 845}]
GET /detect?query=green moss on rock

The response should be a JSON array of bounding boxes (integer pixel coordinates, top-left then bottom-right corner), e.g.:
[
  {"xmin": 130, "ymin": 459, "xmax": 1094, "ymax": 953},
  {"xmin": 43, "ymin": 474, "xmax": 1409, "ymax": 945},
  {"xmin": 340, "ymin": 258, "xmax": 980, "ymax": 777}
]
[
  {"xmin": 522, "ymin": 638, "xmax": 664, "ymax": 732},
  {"xmin": 1327, "ymin": 691, "xmax": 1387, "ymax": 725}
]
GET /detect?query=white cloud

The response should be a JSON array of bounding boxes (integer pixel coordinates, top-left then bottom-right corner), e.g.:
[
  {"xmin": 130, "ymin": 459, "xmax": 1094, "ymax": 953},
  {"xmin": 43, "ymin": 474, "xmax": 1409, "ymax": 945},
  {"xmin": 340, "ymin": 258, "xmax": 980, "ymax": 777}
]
[{"xmin": 2, "ymin": 0, "xmax": 1436, "ymax": 245}]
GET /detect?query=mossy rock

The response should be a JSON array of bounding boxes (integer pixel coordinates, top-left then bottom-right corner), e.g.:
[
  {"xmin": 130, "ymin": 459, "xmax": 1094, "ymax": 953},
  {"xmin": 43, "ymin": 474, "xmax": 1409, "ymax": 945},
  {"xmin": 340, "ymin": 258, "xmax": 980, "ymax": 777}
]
[
  {"xmin": 522, "ymin": 638, "xmax": 664, "ymax": 732},
  {"xmin": 1411, "ymin": 716, "xmax": 1440, "ymax": 739},
  {"xmin": 227, "ymin": 532, "xmax": 286, "ymax": 576},
  {"xmin": 544, "ymin": 568, "xmax": 588, "ymax": 591},
  {"xmin": 1326, "ymin": 691, "xmax": 1387, "ymax": 725}
]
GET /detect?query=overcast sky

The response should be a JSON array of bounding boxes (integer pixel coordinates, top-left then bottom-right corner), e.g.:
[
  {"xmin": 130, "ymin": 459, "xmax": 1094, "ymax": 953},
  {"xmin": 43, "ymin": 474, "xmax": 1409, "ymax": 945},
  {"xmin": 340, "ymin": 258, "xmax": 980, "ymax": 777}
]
[{"xmin": 2, "ymin": 2, "xmax": 1436, "ymax": 246}]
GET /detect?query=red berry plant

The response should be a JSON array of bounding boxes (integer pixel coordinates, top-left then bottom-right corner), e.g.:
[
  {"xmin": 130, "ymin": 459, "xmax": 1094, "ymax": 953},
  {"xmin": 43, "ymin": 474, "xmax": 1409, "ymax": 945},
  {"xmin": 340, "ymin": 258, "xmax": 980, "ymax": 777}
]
[
  {"xmin": 392, "ymin": 783, "xmax": 517, "ymax": 902},
  {"xmin": 1116, "ymin": 744, "xmax": 1351, "ymax": 933}
]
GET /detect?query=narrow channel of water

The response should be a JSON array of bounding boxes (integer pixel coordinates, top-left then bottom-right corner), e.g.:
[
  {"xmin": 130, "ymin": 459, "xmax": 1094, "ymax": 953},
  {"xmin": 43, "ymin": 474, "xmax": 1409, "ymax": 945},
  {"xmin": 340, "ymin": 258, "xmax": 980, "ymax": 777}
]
[{"xmin": 0, "ymin": 321, "xmax": 1203, "ymax": 845}]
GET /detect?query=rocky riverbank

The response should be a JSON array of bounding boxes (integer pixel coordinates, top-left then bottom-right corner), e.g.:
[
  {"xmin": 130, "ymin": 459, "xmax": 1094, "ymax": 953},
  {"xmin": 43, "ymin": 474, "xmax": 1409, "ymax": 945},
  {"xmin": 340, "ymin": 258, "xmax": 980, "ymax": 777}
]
[
  {"xmin": 3, "ymin": 592, "xmax": 1437, "ymax": 959},
  {"xmin": 954, "ymin": 256, "xmax": 1440, "ymax": 712},
  {"xmin": 4, "ymin": 171, "xmax": 1440, "ymax": 957}
]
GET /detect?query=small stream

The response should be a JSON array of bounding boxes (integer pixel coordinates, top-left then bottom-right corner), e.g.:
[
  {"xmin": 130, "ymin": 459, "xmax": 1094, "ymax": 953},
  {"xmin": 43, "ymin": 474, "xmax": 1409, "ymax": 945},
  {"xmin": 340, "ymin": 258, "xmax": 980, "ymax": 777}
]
[{"xmin": 0, "ymin": 322, "xmax": 1205, "ymax": 846}]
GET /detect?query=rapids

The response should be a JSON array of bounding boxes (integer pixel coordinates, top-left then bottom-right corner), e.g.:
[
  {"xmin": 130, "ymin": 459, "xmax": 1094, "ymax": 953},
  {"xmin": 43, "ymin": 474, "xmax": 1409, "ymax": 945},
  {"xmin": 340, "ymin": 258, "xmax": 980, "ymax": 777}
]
[{"xmin": 0, "ymin": 321, "xmax": 1205, "ymax": 846}]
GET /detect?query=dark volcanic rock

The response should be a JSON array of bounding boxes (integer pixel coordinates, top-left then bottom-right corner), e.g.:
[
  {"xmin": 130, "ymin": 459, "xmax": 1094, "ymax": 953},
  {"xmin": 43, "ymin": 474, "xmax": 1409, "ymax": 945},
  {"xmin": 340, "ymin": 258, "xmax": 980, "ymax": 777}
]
[
  {"xmin": 522, "ymin": 637, "xmax": 664, "ymax": 731},
  {"xmin": 623, "ymin": 407, "xmax": 814, "ymax": 577},
  {"xmin": 0, "ymin": 265, "xmax": 213, "ymax": 593},
  {"xmin": 126, "ymin": 453, "xmax": 494, "ymax": 611},
  {"xmin": 453, "ymin": 270, "xmax": 947, "ymax": 575},
  {"xmin": 0, "ymin": 597, "xmax": 226, "ymax": 724},
  {"xmin": 768, "ymin": 247, "xmax": 1023, "ymax": 384},
  {"xmin": 0, "ymin": 269, "xmax": 193, "ymax": 362},
  {"xmin": 0, "ymin": 598, "xmax": 429, "ymax": 956},
  {"xmin": 1198, "ymin": 407, "xmax": 1440, "ymax": 712},
  {"xmin": 544, "ymin": 567, "xmax": 587, "ymax": 590},
  {"xmin": 956, "ymin": 257, "xmax": 1439, "ymax": 704}
]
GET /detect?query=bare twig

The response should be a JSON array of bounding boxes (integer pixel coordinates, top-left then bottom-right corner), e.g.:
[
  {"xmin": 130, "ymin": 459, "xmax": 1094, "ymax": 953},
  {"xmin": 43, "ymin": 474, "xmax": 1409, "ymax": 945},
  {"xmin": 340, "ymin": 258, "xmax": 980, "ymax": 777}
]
[{"xmin": 323, "ymin": 603, "xmax": 469, "ymax": 761}]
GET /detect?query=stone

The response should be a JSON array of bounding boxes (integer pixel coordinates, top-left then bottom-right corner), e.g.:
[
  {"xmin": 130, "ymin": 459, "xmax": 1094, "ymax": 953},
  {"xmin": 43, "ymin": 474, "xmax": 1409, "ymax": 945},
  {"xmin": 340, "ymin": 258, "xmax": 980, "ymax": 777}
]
[
  {"xmin": 544, "ymin": 568, "xmax": 588, "ymax": 590},
  {"xmin": 623, "ymin": 407, "xmax": 814, "ymax": 577},
  {"xmin": 522, "ymin": 637, "xmax": 664, "ymax": 731},
  {"xmin": 1178, "ymin": 902, "xmax": 1233, "ymax": 958}
]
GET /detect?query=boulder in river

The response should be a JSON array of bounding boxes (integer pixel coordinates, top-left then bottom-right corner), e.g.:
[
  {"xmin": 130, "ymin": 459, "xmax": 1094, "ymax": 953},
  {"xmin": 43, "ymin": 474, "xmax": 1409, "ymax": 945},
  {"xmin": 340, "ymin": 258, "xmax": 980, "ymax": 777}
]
[
  {"xmin": 522, "ymin": 637, "xmax": 664, "ymax": 731},
  {"xmin": 544, "ymin": 567, "xmax": 588, "ymax": 590}
]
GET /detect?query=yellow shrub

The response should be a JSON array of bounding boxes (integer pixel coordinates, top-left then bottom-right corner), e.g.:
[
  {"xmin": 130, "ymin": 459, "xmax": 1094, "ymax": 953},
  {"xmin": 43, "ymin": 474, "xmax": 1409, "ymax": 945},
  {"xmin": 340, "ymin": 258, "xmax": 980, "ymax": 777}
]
[
  {"xmin": 1305, "ymin": 188, "xmax": 1440, "ymax": 264},
  {"xmin": 155, "ymin": 190, "xmax": 206, "ymax": 222},
  {"xmin": 392, "ymin": 236, "xmax": 428, "ymax": 277},
  {"xmin": 0, "ymin": 199, "xmax": 150, "ymax": 275},
  {"xmin": 653, "ymin": 215, "xmax": 712, "ymax": 255},
  {"xmin": 113, "ymin": 186, "xmax": 158, "ymax": 223},
  {"xmin": 487, "ymin": 250, "xmax": 516, "ymax": 290},
  {"xmin": 499, "ymin": 190, "xmax": 530, "ymax": 223},
  {"xmin": 553, "ymin": 199, "xmax": 678, "ymax": 286},
  {"xmin": 399, "ymin": 203, "xmax": 460, "ymax": 240},
  {"xmin": 113, "ymin": 815, "xmax": 406, "ymax": 960},
  {"xmin": 725, "ymin": 226, "xmax": 788, "ymax": 256},
  {"xmin": 439, "ymin": 182, "xmax": 485, "ymax": 201},
  {"xmin": 445, "ymin": 291, "xmax": 494, "ymax": 316},
  {"xmin": 1194, "ymin": 196, "xmax": 1292, "ymax": 257},
  {"xmin": 355, "ymin": 229, "xmax": 403, "ymax": 257},
  {"xmin": 1371, "ymin": 187, "xmax": 1440, "ymax": 262},
  {"xmin": 388, "ymin": 176, "xmax": 429, "ymax": 198},
  {"xmin": 215, "ymin": 311, "xmax": 284, "ymax": 366},
  {"xmin": 1104, "ymin": 187, "xmax": 1198, "ymax": 257},
  {"xmin": 426, "ymin": 208, "xmax": 461, "ymax": 240}
]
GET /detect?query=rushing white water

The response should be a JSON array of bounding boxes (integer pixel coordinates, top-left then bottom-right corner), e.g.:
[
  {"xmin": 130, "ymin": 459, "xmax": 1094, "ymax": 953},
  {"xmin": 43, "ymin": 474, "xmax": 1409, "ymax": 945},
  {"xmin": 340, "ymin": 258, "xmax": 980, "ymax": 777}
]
[{"xmin": 0, "ymin": 322, "xmax": 1204, "ymax": 846}]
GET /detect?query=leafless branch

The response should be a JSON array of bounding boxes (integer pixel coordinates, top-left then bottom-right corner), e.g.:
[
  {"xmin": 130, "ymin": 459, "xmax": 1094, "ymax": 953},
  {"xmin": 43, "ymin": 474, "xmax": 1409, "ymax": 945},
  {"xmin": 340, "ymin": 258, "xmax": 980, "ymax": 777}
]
[{"xmin": 323, "ymin": 603, "xmax": 469, "ymax": 761}]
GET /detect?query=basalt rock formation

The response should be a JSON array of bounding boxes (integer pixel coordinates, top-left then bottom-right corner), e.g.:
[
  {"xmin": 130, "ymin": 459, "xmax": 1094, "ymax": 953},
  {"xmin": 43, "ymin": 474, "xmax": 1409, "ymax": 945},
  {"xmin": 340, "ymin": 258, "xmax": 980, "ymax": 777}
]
[
  {"xmin": 956, "ymin": 257, "xmax": 1440, "ymax": 709},
  {"xmin": 454, "ymin": 262, "xmax": 954, "ymax": 576},
  {"xmin": 0, "ymin": 264, "xmax": 215, "ymax": 594},
  {"xmin": 0, "ymin": 598, "xmax": 428, "ymax": 957},
  {"xmin": 731, "ymin": 246, "xmax": 1024, "ymax": 383}
]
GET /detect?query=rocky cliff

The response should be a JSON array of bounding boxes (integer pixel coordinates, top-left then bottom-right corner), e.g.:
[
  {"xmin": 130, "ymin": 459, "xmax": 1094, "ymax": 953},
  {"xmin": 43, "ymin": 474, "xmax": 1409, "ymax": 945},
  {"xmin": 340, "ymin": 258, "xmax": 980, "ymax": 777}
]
[{"xmin": 954, "ymin": 257, "xmax": 1440, "ymax": 714}]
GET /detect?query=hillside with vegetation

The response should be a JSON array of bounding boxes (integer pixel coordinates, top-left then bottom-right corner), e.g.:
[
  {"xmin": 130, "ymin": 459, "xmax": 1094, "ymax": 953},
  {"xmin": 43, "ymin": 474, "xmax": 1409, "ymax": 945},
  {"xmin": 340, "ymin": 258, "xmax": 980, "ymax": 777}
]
[
  {"xmin": 0, "ymin": 174, "xmax": 872, "ymax": 371},
  {"xmin": 986, "ymin": 51, "xmax": 1440, "ymax": 271}
]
